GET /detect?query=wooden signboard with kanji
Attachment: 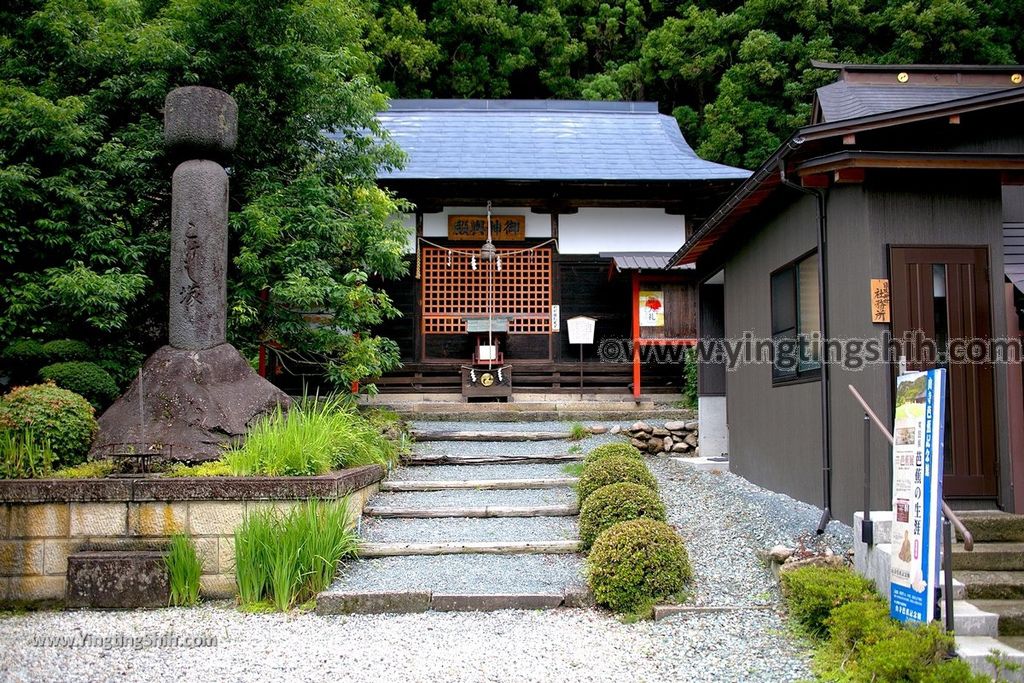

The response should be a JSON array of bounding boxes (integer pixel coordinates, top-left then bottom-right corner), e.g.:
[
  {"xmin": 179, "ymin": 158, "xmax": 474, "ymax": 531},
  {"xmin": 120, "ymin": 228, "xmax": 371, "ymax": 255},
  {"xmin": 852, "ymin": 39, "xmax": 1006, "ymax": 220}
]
[
  {"xmin": 448, "ymin": 215, "xmax": 526, "ymax": 241},
  {"xmin": 871, "ymin": 278, "xmax": 891, "ymax": 323}
]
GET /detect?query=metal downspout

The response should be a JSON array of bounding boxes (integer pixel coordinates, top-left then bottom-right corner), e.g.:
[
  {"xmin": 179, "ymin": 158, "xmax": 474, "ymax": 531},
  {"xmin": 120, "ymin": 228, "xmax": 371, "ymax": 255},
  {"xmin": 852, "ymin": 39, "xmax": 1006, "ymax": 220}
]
[{"xmin": 778, "ymin": 141, "xmax": 834, "ymax": 534}]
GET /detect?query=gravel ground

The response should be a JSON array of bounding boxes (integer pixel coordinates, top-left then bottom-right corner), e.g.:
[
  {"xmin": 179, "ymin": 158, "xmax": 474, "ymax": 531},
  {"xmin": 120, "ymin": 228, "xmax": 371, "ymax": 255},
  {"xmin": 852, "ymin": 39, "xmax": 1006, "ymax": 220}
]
[
  {"xmin": 375, "ymin": 487, "xmax": 576, "ymax": 509},
  {"xmin": 0, "ymin": 605, "xmax": 810, "ymax": 683},
  {"xmin": 389, "ymin": 463, "xmax": 574, "ymax": 481},
  {"xmin": 330, "ymin": 554, "xmax": 587, "ymax": 594},
  {"xmin": 648, "ymin": 457, "xmax": 852, "ymax": 607},
  {"xmin": 361, "ymin": 516, "xmax": 578, "ymax": 543}
]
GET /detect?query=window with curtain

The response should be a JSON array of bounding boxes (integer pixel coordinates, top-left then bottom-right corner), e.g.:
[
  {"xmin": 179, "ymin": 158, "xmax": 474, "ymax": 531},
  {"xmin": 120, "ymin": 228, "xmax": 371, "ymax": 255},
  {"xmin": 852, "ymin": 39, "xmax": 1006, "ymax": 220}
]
[{"xmin": 770, "ymin": 251, "xmax": 821, "ymax": 383}]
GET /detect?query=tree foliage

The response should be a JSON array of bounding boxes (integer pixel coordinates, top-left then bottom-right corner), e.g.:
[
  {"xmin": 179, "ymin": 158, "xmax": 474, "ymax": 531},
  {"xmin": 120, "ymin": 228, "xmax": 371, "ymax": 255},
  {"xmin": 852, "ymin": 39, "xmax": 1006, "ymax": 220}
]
[{"xmin": 1, "ymin": 0, "xmax": 409, "ymax": 390}]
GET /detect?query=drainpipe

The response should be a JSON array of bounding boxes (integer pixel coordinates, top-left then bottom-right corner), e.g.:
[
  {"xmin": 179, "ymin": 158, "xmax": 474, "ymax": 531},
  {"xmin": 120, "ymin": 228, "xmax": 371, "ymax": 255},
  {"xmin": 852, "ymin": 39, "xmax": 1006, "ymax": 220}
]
[{"xmin": 777, "ymin": 141, "xmax": 833, "ymax": 534}]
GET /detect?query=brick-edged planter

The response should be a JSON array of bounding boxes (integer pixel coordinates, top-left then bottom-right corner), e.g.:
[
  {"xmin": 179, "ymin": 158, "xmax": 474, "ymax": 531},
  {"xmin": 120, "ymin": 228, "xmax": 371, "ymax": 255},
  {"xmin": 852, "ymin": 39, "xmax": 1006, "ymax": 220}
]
[{"xmin": 0, "ymin": 465, "xmax": 384, "ymax": 606}]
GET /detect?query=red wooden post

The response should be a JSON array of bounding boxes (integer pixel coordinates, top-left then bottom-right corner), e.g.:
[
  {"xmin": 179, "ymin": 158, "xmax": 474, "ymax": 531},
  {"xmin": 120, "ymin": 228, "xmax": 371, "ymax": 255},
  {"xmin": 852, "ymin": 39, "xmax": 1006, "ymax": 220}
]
[{"xmin": 632, "ymin": 272, "xmax": 641, "ymax": 400}]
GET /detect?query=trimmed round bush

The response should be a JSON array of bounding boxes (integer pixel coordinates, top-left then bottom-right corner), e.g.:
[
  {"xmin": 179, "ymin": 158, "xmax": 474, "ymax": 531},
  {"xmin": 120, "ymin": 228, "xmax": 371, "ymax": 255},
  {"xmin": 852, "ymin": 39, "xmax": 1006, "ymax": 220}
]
[
  {"xmin": 583, "ymin": 442, "xmax": 643, "ymax": 467},
  {"xmin": 39, "ymin": 361, "xmax": 119, "ymax": 409},
  {"xmin": 1, "ymin": 339, "xmax": 46, "ymax": 382},
  {"xmin": 587, "ymin": 518, "xmax": 691, "ymax": 613},
  {"xmin": 41, "ymin": 339, "xmax": 92, "ymax": 363},
  {"xmin": 779, "ymin": 566, "xmax": 877, "ymax": 637},
  {"xmin": 579, "ymin": 482, "xmax": 666, "ymax": 550},
  {"xmin": 0, "ymin": 383, "xmax": 97, "ymax": 466},
  {"xmin": 577, "ymin": 455, "xmax": 657, "ymax": 504}
]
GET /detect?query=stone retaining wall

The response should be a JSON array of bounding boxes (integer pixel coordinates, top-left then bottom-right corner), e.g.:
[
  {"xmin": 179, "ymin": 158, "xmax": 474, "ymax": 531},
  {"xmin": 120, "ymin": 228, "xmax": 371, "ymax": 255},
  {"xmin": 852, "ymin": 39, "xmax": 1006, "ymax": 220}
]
[{"xmin": 0, "ymin": 465, "xmax": 384, "ymax": 605}]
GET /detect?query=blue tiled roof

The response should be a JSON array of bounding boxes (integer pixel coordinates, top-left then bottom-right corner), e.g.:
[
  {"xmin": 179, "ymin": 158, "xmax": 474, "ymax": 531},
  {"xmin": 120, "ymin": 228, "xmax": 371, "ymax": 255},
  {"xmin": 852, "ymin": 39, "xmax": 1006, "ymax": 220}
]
[
  {"xmin": 815, "ymin": 80, "xmax": 1010, "ymax": 122},
  {"xmin": 368, "ymin": 100, "xmax": 750, "ymax": 182}
]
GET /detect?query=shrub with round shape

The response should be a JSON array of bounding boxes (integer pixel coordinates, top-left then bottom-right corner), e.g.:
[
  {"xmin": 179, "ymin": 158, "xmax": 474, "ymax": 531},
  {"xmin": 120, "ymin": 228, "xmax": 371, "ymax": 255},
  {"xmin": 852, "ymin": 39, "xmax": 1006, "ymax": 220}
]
[
  {"xmin": 39, "ymin": 362, "xmax": 119, "ymax": 410},
  {"xmin": 579, "ymin": 482, "xmax": 667, "ymax": 550},
  {"xmin": 41, "ymin": 339, "xmax": 93, "ymax": 362},
  {"xmin": 577, "ymin": 455, "xmax": 657, "ymax": 504},
  {"xmin": 583, "ymin": 442, "xmax": 643, "ymax": 467},
  {"xmin": 587, "ymin": 518, "xmax": 691, "ymax": 613},
  {"xmin": 1, "ymin": 339, "xmax": 46, "ymax": 382},
  {"xmin": 0, "ymin": 383, "xmax": 97, "ymax": 466}
]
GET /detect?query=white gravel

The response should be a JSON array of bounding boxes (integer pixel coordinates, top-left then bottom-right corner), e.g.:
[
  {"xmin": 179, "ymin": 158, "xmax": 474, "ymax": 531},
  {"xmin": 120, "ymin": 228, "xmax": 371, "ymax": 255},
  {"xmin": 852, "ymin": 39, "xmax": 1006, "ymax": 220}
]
[{"xmin": 0, "ymin": 604, "xmax": 811, "ymax": 683}]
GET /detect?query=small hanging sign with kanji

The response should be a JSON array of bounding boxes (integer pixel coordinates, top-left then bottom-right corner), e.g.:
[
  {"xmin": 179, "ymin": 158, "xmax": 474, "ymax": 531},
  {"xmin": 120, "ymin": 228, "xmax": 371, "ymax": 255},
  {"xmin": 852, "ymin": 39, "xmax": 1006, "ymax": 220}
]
[
  {"xmin": 448, "ymin": 215, "xmax": 526, "ymax": 241},
  {"xmin": 871, "ymin": 278, "xmax": 891, "ymax": 323}
]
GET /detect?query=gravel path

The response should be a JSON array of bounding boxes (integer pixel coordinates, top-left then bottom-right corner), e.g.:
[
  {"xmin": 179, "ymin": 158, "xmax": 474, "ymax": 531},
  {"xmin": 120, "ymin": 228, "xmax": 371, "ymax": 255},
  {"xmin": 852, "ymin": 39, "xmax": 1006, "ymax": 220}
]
[
  {"xmin": 0, "ymin": 604, "xmax": 810, "ymax": 683},
  {"xmin": 648, "ymin": 457, "xmax": 852, "ymax": 607},
  {"xmin": 331, "ymin": 554, "xmax": 587, "ymax": 594},
  {"xmin": 375, "ymin": 487, "xmax": 576, "ymax": 508},
  {"xmin": 361, "ymin": 516, "xmax": 579, "ymax": 543}
]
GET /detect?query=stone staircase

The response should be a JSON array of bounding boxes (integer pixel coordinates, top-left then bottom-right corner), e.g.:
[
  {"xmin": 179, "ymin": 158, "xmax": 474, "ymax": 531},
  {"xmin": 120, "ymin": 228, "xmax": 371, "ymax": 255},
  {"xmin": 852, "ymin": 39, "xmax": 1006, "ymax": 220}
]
[
  {"xmin": 316, "ymin": 423, "xmax": 593, "ymax": 614},
  {"xmin": 943, "ymin": 511, "xmax": 1024, "ymax": 678}
]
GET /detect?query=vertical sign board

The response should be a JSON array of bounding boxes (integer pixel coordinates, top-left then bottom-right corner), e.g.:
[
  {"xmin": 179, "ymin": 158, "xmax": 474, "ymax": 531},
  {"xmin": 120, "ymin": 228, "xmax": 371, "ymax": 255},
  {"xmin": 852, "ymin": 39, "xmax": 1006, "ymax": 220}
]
[
  {"xmin": 639, "ymin": 290, "xmax": 665, "ymax": 327},
  {"xmin": 889, "ymin": 369, "xmax": 947, "ymax": 624}
]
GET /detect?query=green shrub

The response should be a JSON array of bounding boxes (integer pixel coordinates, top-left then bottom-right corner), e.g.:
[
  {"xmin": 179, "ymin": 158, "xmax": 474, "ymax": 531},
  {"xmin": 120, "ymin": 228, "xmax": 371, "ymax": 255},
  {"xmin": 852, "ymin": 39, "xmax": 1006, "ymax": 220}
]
[
  {"xmin": 1, "ymin": 339, "xmax": 46, "ymax": 382},
  {"xmin": 51, "ymin": 460, "xmax": 115, "ymax": 479},
  {"xmin": 225, "ymin": 395, "xmax": 398, "ymax": 476},
  {"xmin": 95, "ymin": 345, "xmax": 145, "ymax": 389},
  {"xmin": 579, "ymin": 482, "xmax": 666, "ymax": 550},
  {"xmin": 41, "ymin": 339, "xmax": 92, "ymax": 362},
  {"xmin": 164, "ymin": 460, "xmax": 233, "ymax": 477},
  {"xmin": 583, "ymin": 442, "xmax": 644, "ymax": 467},
  {"xmin": 234, "ymin": 499, "xmax": 358, "ymax": 611},
  {"xmin": 165, "ymin": 534, "xmax": 202, "ymax": 607},
  {"xmin": 39, "ymin": 361, "xmax": 119, "ymax": 410},
  {"xmin": 0, "ymin": 384, "xmax": 97, "ymax": 467},
  {"xmin": 0, "ymin": 430, "xmax": 54, "ymax": 479},
  {"xmin": 587, "ymin": 518, "xmax": 691, "ymax": 614},
  {"xmin": 577, "ymin": 455, "xmax": 657, "ymax": 504},
  {"xmin": 780, "ymin": 566, "xmax": 877, "ymax": 638},
  {"xmin": 681, "ymin": 347, "xmax": 698, "ymax": 409}
]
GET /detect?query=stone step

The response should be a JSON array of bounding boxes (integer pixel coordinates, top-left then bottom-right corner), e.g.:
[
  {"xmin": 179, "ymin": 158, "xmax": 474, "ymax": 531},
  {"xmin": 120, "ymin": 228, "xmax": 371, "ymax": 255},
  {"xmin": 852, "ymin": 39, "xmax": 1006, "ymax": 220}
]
[
  {"xmin": 359, "ymin": 540, "xmax": 581, "ymax": 557},
  {"xmin": 955, "ymin": 636, "xmax": 1024, "ymax": 682},
  {"xmin": 315, "ymin": 590, "xmax": 587, "ymax": 615},
  {"xmin": 953, "ymin": 543, "xmax": 1024, "ymax": 571},
  {"xmin": 363, "ymin": 504, "xmax": 578, "ymax": 518},
  {"xmin": 374, "ymin": 487, "xmax": 576, "ymax": 510},
  {"xmin": 940, "ymin": 600, "xmax": 1000, "ymax": 637},
  {"xmin": 970, "ymin": 600, "xmax": 1024, "ymax": 636},
  {"xmin": 411, "ymin": 429, "xmax": 573, "ymax": 442},
  {"xmin": 404, "ymin": 453, "xmax": 582, "ymax": 466},
  {"xmin": 381, "ymin": 477, "xmax": 577, "ymax": 492},
  {"xmin": 957, "ymin": 571, "xmax": 1024, "ymax": 600},
  {"xmin": 386, "ymin": 463, "xmax": 573, "ymax": 482},
  {"xmin": 360, "ymin": 516, "xmax": 578, "ymax": 544},
  {"xmin": 958, "ymin": 512, "xmax": 1024, "ymax": 543}
]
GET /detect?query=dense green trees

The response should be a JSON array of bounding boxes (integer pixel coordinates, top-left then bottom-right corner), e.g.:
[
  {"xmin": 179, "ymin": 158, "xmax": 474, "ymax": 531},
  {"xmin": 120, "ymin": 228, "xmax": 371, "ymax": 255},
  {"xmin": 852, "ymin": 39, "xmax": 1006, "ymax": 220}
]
[{"xmin": 1, "ymin": 0, "xmax": 409, "ymax": 391}]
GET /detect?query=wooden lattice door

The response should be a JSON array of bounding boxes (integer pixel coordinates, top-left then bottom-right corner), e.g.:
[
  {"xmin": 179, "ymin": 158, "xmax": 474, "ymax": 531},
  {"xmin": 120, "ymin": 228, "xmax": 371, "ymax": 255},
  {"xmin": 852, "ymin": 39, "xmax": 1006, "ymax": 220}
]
[{"xmin": 421, "ymin": 246, "xmax": 553, "ymax": 334}]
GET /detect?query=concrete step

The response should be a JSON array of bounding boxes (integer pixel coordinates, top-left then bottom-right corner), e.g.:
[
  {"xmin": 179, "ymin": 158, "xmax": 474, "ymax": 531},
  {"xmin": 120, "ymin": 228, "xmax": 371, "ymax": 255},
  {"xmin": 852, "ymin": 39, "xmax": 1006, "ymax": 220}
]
[
  {"xmin": 359, "ymin": 540, "xmax": 581, "ymax": 557},
  {"xmin": 386, "ymin": 463, "xmax": 573, "ymax": 482},
  {"xmin": 959, "ymin": 512, "xmax": 1024, "ymax": 543},
  {"xmin": 316, "ymin": 590, "xmax": 589, "ymax": 615},
  {"xmin": 957, "ymin": 571, "xmax": 1024, "ymax": 600},
  {"xmin": 953, "ymin": 543, "xmax": 1024, "ymax": 571},
  {"xmin": 360, "ymin": 516, "xmax": 578, "ymax": 544},
  {"xmin": 940, "ymin": 600, "xmax": 1000, "ymax": 637},
  {"xmin": 955, "ymin": 636, "xmax": 1024, "ymax": 682},
  {"xmin": 410, "ymin": 430, "xmax": 573, "ymax": 442},
  {"xmin": 363, "ymin": 504, "xmax": 579, "ymax": 519},
  {"xmin": 381, "ymin": 477, "xmax": 577, "ymax": 492},
  {"xmin": 404, "ymin": 453, "xmax": 581, "ymax": 466},
  {"xmin": 373, "ymin": 487, "xmax": 575, "ymax": 510},
  {"xmin": 970, "ymin": 600, "xmax": 1024, "ymax": 636}
]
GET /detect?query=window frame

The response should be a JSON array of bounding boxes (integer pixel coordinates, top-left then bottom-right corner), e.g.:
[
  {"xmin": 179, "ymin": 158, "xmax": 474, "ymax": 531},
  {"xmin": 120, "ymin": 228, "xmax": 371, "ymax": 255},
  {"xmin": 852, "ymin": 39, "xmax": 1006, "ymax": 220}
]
[{"xmin": 769, "ymin": 249, "xmax": 822, "ymax": 386}]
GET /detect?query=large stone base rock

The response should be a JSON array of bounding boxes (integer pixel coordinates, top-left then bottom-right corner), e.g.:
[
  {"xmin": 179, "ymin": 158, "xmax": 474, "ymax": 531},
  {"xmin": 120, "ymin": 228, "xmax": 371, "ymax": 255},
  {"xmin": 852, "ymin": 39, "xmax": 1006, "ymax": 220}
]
[{"xmin": 93, "ymin": 343, "xmax": 290, "ymax": 461}]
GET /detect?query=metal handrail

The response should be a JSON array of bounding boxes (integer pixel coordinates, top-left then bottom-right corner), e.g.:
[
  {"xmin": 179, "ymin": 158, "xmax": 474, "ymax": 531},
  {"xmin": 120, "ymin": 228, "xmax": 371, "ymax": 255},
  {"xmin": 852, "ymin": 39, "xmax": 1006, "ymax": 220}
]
[
  {"xmin": 847, "ymin": 385, "xmax": 974, "ymax": 550},
  {"xmin": 848, "ymin": 384, "xmax": 973, "ymax": 632}
]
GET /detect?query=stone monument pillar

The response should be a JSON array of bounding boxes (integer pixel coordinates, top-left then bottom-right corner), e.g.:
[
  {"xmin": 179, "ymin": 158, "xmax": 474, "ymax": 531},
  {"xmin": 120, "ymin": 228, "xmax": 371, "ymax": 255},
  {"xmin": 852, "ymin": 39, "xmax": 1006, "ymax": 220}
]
[{"xmin": 93, "ymin": 87, "xmax": 290, "ymax": 461}]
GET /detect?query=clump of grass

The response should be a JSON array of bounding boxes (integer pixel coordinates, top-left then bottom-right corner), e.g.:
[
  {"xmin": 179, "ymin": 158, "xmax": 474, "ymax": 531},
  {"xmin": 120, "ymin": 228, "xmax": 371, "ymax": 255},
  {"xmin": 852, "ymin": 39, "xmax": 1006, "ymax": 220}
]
[
  {"xmin": 223, "ymin": 396, "xmax": 398, "ymax": 477},
  {"xmin": 163, "ymin": 460, "xmax": 233, "ymax": 477},
  {"xmin": 165, "ymin": 534, "xmax": 202, "ymax": 607},
  {"xmin": 234, "ymin": 499, "xmax": 359, "ymax": 611},
  {"xmin": 50, "ymin": 460, "xmax": 115, "ymax": 479},
  {"xmin": 568, "ymin": 422, "xmax": 589, "ymax": 441},
  {"xmin": 0, "ymin": 430, "xmax": 53, "ymax": 479}
]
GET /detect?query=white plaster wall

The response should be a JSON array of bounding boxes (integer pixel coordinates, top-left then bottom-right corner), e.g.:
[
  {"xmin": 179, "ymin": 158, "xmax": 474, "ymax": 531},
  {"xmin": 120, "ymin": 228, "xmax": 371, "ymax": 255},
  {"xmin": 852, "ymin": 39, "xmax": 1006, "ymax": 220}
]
[
  {"xmin": 557, "ymin": 208, "xmax": 685, "ymax": 254},
  {"xmin": 698, "ymin": 395, "xmax": 729, "ymax": 457},
  {"xmin": 421, "ymin": 207, "xmax": 551, "ymax": 240}
]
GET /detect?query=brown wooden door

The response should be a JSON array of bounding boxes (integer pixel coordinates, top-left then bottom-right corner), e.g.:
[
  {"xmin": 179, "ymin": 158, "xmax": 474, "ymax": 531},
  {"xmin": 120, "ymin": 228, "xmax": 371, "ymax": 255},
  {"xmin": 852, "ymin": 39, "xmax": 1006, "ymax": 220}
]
[{"xmin": 890, "ymin": 246, "xmax": 998, "ymax": 498}]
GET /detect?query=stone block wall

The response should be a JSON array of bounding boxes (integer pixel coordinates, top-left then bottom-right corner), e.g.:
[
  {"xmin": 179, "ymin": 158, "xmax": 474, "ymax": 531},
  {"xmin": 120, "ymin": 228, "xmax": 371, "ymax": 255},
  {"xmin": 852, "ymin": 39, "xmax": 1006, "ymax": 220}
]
[{"xmin": 0, "ymin": 466, "xmax": 383, "ymax": 605}]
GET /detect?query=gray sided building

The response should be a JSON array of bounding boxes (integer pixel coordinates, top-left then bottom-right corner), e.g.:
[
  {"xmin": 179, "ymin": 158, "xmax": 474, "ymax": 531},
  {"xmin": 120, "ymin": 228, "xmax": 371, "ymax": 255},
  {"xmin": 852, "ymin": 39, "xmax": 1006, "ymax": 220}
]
[{"xmin": 670, "ymin": 63, "xmax": 1024, "ymax": 522}]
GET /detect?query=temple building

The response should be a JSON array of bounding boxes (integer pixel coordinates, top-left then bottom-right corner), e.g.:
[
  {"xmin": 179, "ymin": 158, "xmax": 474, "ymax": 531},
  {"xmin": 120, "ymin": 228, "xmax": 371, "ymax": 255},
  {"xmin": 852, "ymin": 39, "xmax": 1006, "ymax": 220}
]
[{"xmin": 327, "ymin": 99, "xmax": 749, "ymax": 398}]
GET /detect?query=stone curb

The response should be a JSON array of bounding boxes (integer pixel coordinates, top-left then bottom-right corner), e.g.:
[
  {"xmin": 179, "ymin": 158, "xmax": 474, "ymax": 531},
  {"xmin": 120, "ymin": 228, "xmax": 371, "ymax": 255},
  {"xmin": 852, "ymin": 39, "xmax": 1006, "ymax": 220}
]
[
  {"xmin": 0, "ymin": 465, "xmax": 384, "ymax": 503},
  {"xmin": 315, "ymin": 590, "xmax": 589, "ymax": 615},
  {"xmin": 652, "ymin": 604, "xmax": 776, "ymax": 622}
]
